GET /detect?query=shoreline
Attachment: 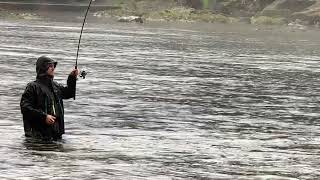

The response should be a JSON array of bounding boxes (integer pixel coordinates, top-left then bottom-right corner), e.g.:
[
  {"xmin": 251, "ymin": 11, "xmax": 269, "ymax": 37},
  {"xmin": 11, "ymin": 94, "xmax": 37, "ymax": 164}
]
[
  {"xmin": 0, "ymin": 1, "xmax": 319, "ymax": 29},
  {"xmin": 2, "ymin": 14, "xmax": 320, "ymax": 40},
  {"xmin": 0, "ymin": 0, "xmax": 320, "ymax": 29},
  {"xmin": 0, "ymin": 3, "xmax": 319, "ymax": 36}
]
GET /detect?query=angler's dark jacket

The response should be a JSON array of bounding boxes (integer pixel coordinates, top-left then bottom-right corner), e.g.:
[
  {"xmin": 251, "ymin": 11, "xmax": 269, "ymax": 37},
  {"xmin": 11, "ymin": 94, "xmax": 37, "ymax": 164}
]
[{"xmin": 20, "ymin": 56, "xmax": 76, "ymax": 140}]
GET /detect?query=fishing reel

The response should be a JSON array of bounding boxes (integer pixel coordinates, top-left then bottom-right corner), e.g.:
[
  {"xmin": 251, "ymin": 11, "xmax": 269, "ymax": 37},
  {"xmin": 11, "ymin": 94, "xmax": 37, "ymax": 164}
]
[{"xmin": 79, "ymin": 70, "xmax": 87, "ymax": 79}]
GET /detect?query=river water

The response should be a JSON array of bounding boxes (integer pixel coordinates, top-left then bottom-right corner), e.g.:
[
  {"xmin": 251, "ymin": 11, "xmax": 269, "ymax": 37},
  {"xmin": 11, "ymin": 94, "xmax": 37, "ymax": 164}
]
[{"xmin": 0, "ymin": 19, "xmax": 320, "ymax": 179}]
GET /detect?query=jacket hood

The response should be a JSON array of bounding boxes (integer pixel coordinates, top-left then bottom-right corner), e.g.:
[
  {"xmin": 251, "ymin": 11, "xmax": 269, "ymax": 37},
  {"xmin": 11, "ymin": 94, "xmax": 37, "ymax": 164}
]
[{"xmin": 36, "ymin": 56, "xmax": 57, "ymax": 78}]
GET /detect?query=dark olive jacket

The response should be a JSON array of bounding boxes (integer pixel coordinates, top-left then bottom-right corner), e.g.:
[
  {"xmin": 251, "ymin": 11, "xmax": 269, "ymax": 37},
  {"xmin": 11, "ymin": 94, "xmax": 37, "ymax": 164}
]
[{"xmin": 20, "ymin": 56, "xmax": 76, "ymax": 140}]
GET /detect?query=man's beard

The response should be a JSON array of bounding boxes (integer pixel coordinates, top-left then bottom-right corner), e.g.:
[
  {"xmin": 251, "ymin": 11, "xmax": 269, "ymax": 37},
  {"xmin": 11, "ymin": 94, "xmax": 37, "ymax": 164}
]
[{"xmin": 48, "ymin": 73, "xmax": 54, "ymax": 79}]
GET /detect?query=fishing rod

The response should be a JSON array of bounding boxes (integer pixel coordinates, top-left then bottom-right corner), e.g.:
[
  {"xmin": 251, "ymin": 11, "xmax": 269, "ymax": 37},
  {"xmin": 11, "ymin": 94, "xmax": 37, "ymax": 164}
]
[{"xmin": 74, "ymin": 0, "xmax": 92, "ymax": 99}]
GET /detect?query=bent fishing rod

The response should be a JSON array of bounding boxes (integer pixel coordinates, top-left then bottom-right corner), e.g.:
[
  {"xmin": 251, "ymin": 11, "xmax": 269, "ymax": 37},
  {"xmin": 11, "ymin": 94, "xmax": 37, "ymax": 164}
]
[{"xmin": 74, "ymin": 0, "xmax": 92, "ymax": 100}]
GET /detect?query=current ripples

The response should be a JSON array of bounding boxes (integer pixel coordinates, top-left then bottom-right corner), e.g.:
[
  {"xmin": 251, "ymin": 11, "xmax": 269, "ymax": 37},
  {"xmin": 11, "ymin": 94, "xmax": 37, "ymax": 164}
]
[{"xmin": 0, "ymin": 20, "xmax": 320, "ymax": 179}]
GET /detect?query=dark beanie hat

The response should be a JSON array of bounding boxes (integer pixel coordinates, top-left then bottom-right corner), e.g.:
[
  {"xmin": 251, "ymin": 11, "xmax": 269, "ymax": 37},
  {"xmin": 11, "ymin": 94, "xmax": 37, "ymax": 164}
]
[{"xmin": 36, "ymin": 56, "xmax": 58, "ymax": 76}]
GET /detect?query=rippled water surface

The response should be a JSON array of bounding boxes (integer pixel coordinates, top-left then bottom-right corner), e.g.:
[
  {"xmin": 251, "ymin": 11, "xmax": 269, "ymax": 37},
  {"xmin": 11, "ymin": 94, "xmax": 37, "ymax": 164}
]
[{"xmin": 0, "ymin": 19, "xmax": 320, "ymax": 179}]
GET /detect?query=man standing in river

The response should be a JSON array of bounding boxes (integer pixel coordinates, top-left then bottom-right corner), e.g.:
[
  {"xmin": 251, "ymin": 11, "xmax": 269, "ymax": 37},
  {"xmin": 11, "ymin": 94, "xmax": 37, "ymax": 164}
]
[{"xmin": 20, "ymin": 56, "xmax": 79, "ymax": 141}]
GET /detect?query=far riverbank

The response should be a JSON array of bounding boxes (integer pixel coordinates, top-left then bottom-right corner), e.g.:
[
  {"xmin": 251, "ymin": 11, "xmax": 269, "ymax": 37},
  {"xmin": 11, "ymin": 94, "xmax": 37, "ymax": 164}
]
[{"xmin": 0, "ymin": 0, "xmax": 319, "ymax": 35}]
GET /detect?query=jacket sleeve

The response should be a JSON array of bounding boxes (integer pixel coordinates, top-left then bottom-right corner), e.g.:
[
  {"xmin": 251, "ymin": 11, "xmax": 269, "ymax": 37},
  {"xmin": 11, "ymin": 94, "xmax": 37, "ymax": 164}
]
[
  {"xmin": 20, "ymin": 83, "xmax": 47, "ymax": 122},
  {"xmin": 60, "ymin": 74, "xmax": 77, "ymax": 99}
]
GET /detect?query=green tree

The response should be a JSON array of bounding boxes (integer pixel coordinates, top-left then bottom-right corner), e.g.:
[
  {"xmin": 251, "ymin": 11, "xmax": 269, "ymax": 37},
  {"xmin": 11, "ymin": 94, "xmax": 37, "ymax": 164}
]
[{"xmin": 202, "ymin": 0, "xmax": 209, "ymax": 9}]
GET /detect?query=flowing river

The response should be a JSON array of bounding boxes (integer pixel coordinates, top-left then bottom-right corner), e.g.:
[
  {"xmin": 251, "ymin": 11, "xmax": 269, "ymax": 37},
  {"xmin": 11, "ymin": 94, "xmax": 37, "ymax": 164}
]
[{"xmin": 0, "ymin": 19, "xmax": 320, "ymax": 179}]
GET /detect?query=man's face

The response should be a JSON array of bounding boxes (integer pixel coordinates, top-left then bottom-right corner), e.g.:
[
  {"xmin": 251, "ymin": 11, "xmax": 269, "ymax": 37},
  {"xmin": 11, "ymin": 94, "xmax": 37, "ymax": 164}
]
[{"xmin": 47, "ymin": 63, "xmax": 55, "ymax": 77}]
